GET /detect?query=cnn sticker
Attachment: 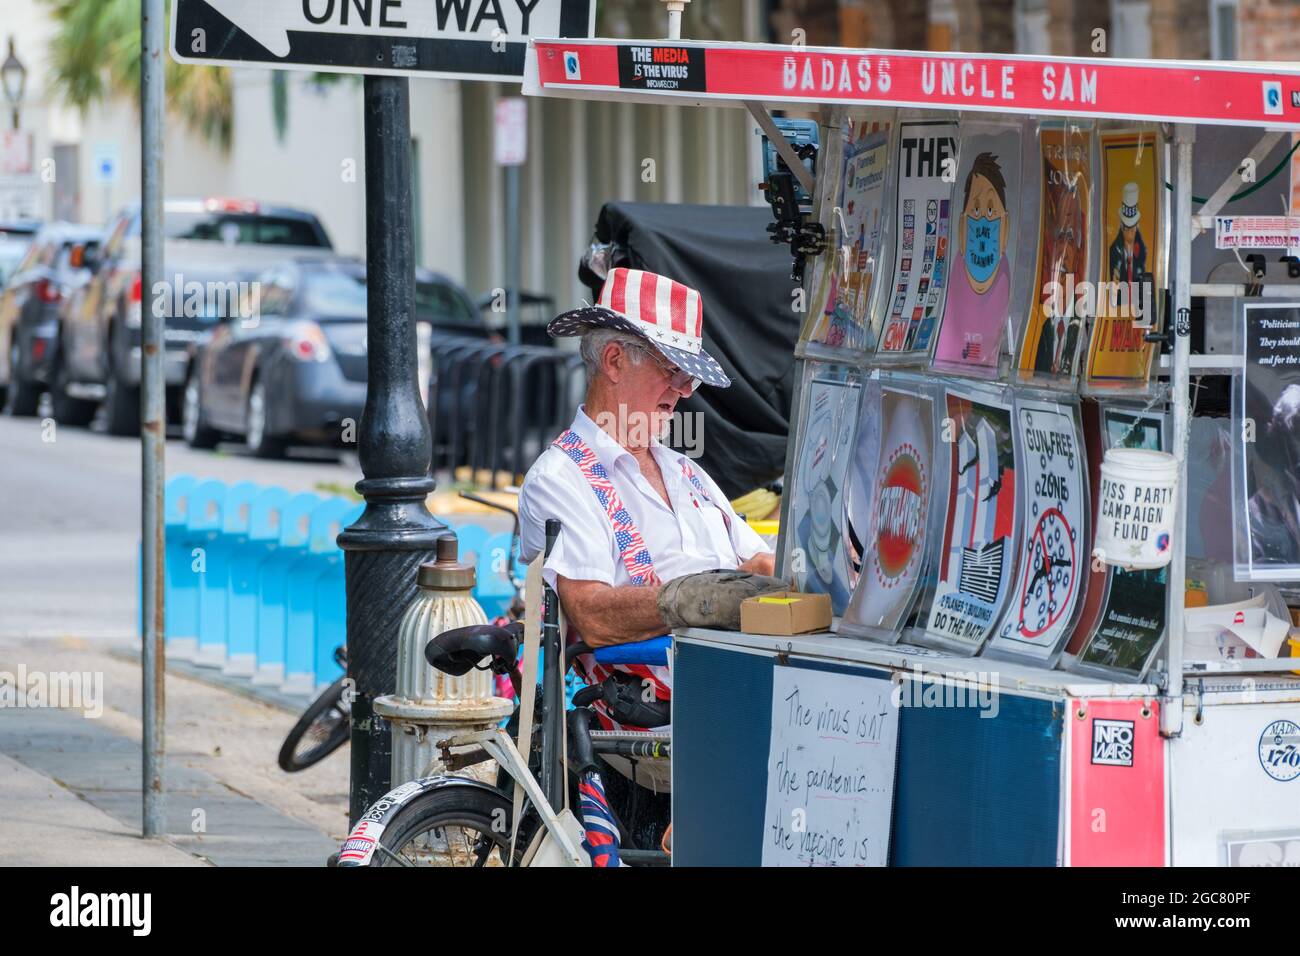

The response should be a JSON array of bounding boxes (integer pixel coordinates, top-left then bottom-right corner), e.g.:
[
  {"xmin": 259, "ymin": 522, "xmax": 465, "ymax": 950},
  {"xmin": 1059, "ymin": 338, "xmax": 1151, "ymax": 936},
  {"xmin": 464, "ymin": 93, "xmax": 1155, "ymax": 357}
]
[{"xmin": 1091, "ymin": 718, "xmax": 1135, "ymax": 767}]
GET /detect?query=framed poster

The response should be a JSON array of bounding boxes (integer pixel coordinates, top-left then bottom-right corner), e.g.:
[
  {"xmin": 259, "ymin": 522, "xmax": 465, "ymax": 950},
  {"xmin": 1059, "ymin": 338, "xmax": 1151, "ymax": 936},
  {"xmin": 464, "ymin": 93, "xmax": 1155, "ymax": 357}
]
[
  {"xmin": 875, "ymin": 118, "xmax": 958, "ymax": 362},
  {"xmin": 1084, "ymin": 128, "xmax": 1166, "ymax": 391},
  {"xmin": 986, "ymin": 394, "xmax": 1088, "ymax": 665},
  {"xmin": 800, "ymin": 115, "xmax": 894, "ymax": 356},
  {"xmin": 1233, "ymin": 301, "xmax": 1300, "ymax": 581},
  {"xmin": 782, "ymin": 364, "xmax": 863, "ymax": 614},
  {"xmin": 1016, "ymin": 123, "xmax": 1095, "ymax": 386},
  {"xmin": 931, "ymin": 122, "xmax": 1028, "ymax": 378},
  {"xmin": 1064, "ymin": 400, "xmax": 1108, "ymax": 656},
  {"xmin": 840, "ymin": 376, "xmax": 937, "ymax": 641},
  {"xmin": 909, "ymin": 384, "xmax": 1018, "ymax": 654},
  {"xmin": 1068, "ymin": 406, "xmax": 1169, "ymax": 680}
]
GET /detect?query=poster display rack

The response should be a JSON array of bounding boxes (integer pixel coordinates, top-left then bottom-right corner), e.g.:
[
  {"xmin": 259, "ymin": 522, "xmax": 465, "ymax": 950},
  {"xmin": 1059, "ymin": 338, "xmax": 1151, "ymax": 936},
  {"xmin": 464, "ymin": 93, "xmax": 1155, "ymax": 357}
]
[{"xmin": 524, "ymin": 38, "xmax": 1300, "ymax": 865}]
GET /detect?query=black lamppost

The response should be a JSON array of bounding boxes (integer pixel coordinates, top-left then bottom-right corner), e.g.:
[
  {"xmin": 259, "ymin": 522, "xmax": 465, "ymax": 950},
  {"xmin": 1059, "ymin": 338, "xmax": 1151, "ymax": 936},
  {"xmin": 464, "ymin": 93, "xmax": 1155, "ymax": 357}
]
[
  {"xmin": 338, "ymin": 75, "xmax": 448, "ymax": 824},
  {"xmin": 1, "ymin": 37, "xmax": 26, "ymax": 131}
]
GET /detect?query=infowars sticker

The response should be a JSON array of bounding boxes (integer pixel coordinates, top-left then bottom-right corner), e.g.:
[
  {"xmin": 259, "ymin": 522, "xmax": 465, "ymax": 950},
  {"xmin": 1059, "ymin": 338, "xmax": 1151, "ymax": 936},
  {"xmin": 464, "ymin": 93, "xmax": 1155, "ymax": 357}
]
[{"xmin": 617, "ymin": 45, "xmax": 707, "ymax": 93}]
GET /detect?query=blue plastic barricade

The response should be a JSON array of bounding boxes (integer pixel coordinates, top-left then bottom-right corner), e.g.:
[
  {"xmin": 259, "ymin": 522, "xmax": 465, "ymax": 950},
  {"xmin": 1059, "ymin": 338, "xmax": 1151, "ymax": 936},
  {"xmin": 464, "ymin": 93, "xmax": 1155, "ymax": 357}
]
[
  {"xmin": 312, "ymin": 502, "xmax": 363, "ymax": 689},
  {"xmin": 216, "ymin": 481, "xmax": 261, "ymax": 677},
  {"xmin": 162, "ymin": 475, "xmax": 199, "ymax": 659},
  {"xmin": 255, "ymin": 492, "xmax": 321, "ymax": 690},
  {"xmin": 475, "ymin": 530, "xmax": 516, "ymax": 620},
  {"xmin": 283, "ymin": 498, "xmax": 353, "ymax": 696},
  {"xmin": 243, "ymin": 486, "xmax": 291, "ymax": 687},
  {"xmin": 188, "ymin": 480, "xmax": 230, "ymax": 668}
]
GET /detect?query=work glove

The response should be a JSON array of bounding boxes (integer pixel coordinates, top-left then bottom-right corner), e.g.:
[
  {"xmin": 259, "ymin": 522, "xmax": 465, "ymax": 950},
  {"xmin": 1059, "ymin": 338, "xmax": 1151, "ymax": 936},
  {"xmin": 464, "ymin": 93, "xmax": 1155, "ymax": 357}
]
[{"xmin": 657, "ymin": 569, "xmax": 787, "ymax": 630}]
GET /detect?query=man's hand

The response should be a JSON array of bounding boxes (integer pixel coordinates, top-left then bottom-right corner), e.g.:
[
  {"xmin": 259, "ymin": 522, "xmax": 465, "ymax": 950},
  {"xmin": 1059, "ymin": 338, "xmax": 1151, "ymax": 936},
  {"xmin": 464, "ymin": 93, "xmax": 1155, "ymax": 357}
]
[
  {"xmin": 738, "ymin": 551, "xmax": 777, "ymax": 577},
  {"xmin": 554, "ymin": 576, "xmax": 668, "ymax": 647}
]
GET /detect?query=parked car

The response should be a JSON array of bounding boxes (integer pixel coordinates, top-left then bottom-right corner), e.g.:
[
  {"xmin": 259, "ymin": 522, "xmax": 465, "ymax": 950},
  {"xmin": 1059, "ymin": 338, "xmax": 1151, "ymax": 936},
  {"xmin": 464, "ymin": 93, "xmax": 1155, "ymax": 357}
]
[
  {"xmin": 183, "ymin": 255, "xmax": 485, "ymax": 457},
  {"xmin": 0, "ymin": 220, "xmax": 41, "ymax": 290},
  {"xmin": 52, "ymin": 198, "xmax": 333, "ymax": 432},
  {"xmin": 0, "ymin": 223, "xmax": 102, "ymax": 416}
]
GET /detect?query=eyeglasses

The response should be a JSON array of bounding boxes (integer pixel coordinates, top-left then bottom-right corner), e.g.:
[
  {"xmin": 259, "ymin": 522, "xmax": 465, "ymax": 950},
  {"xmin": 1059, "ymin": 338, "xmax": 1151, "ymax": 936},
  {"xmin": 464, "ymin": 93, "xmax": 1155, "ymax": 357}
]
[{"xmin": 626, "ymin": 342, "xmax": 701, "ymax": 393}]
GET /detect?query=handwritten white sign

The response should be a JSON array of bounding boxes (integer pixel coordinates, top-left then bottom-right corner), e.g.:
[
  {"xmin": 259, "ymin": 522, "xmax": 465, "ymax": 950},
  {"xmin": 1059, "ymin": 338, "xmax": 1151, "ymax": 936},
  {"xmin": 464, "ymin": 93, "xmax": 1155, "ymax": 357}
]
[{"xmin": 762, "ymin": 665, "xmax": 899, "ymax": 867}]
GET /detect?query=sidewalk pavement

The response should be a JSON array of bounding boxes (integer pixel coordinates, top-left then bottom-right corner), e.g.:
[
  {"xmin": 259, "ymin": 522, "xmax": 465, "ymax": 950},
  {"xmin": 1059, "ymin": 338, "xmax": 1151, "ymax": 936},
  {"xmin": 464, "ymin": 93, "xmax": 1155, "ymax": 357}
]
[{"xmin": 0, "ymin": 636, "xmax": 350, "ymax": 866}]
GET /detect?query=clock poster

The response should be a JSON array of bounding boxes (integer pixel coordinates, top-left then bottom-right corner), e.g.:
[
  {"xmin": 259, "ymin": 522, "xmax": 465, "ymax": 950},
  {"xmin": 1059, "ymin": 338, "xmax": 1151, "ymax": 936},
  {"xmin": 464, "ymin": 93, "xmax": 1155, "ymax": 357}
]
[{"xmin": 986, "ymin": 396, "xmax": 1087, "ymax": 664}]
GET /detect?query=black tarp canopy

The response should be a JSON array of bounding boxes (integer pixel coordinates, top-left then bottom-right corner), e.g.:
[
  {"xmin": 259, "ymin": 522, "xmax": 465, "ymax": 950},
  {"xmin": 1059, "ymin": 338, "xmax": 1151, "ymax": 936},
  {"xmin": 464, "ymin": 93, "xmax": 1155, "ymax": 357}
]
[{"xmin": 579, "ymin": 201, "xmax": 799, "ymax": 499}]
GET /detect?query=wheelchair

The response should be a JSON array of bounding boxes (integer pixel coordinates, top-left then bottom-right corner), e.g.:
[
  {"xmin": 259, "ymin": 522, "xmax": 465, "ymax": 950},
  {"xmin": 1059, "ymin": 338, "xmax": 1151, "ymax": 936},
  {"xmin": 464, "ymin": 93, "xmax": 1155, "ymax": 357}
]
[{"xmin": 339, "ymin": 519, "xmax": 671, "ymax": 867}]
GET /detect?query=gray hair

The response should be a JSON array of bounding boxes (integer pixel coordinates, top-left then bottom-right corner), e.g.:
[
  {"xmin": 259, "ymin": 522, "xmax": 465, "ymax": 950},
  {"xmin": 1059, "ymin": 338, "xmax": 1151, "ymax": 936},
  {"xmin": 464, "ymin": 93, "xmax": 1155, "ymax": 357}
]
[{"xmin": 579, "ymin": 327, "xmax": 648, "ymax": 379}]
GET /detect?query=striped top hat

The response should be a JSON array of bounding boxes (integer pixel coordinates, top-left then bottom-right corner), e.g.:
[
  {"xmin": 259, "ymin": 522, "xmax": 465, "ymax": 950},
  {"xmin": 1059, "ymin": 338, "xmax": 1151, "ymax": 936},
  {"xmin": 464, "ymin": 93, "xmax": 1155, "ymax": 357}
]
[
  {"xmin": 548, "ymin": 267, "xmax": 731, "ymax": 388},
  {"xmin": 1119, "ymin": 182, "xmax": 1141, "ymax": 228}
]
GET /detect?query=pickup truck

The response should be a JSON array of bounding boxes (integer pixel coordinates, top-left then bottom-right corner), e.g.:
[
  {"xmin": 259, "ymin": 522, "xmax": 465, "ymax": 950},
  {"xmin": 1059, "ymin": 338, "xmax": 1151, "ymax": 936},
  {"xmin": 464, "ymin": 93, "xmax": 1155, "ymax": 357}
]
[{"xmin": 54, "ymin": 198, "xmax": 333, "ymax": 434}]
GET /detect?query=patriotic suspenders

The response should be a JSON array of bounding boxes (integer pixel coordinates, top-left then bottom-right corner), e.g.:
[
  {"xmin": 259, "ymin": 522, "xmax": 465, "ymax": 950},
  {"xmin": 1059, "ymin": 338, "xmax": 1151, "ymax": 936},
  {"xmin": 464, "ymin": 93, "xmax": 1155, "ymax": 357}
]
[{"xmin": 550, "ymin": 427, "xmax": 731, "ymax": 729}]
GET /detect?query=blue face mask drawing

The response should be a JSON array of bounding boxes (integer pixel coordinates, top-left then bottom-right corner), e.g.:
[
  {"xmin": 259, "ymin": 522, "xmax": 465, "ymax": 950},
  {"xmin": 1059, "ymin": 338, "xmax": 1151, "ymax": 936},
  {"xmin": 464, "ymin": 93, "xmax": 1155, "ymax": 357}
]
[{"xmin": 964, "ymin": 214, "xmax": 1001, "ymax": 285}]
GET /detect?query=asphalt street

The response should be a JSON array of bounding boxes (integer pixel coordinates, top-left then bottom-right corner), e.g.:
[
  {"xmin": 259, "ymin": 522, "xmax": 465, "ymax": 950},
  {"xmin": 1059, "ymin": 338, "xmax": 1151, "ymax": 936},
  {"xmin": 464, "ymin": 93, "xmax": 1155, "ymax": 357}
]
[{"xmin": 0, "ymin": 414, "xmax": 361, "ymax": 640}]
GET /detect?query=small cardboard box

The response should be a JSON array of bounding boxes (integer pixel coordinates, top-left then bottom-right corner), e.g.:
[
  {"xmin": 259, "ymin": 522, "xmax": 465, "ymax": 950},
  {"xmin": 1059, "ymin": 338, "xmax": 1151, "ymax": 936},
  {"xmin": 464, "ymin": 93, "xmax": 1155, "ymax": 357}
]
[{"xmin": 740, "ymin": 590, "xmax": 832, "ymax": 636}]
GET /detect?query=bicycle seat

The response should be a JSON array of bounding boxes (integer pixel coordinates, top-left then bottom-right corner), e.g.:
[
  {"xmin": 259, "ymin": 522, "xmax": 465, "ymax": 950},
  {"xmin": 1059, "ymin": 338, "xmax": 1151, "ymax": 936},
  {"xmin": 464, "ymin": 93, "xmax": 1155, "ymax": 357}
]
[
  {"xmin": 425, "ymin": 622, "xmax": 521, "ymax": 676},
  {"xmin": 590, "ymin": 635, "xmax": 671, "ymax": 667}
]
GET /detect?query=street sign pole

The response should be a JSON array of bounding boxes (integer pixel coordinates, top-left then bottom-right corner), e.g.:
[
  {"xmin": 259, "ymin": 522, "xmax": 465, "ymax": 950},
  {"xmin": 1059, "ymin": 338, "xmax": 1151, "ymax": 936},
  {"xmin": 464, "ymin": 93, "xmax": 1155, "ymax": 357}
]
[
  {"xmin": 338, "ymin": 75, "xmax": 447, "ymax": 825},
  {"xmin": 140, "ymin": 0, "xmax": 167, "ymax": 839}
]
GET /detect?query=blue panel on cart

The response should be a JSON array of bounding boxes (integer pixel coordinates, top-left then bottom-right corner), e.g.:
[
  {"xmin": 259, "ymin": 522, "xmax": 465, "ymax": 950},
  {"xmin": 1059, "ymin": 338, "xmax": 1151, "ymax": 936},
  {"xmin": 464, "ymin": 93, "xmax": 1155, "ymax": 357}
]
[
  {"xmin": 891, "ymin": 692, "xmax": 1062, "ymax": 866},
  {"xmin": 672, "ymin": 641, "xmax": 771, "ymax": 866}
]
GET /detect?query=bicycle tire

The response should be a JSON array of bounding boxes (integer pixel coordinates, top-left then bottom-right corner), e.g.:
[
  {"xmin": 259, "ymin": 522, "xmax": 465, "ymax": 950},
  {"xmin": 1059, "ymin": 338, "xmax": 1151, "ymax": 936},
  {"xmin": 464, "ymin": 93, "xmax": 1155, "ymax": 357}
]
[
  {"xmin": 277, "ymin": 677, "xmax": 350, "ymax": 773},
  {"xmin": 367, "ymin": 784, "xmax": 538, "ymax": 867}
]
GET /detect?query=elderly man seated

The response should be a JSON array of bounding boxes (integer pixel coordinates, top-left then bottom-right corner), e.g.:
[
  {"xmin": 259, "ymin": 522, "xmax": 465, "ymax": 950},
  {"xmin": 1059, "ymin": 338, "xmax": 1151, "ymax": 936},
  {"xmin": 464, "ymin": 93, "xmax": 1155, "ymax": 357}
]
[{"xmin": 519, "ymin": 268, "xmax": 776, "ymax": 732}]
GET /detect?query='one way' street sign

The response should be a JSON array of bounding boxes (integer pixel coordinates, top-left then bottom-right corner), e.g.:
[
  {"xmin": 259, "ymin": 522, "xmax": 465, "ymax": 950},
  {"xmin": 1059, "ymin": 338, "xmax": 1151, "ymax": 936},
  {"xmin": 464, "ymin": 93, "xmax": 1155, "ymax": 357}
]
[{"xmin": 170, "ymin": 0, "xmax": 595, "ymax": 83}]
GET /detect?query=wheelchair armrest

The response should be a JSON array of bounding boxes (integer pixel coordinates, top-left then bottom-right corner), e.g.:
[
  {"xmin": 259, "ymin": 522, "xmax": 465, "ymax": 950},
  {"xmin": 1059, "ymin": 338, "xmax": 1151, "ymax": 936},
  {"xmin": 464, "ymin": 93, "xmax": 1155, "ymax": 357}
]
[{"xmin": 590, "ymin": 635, "xmax": 671, "ymax": 667}]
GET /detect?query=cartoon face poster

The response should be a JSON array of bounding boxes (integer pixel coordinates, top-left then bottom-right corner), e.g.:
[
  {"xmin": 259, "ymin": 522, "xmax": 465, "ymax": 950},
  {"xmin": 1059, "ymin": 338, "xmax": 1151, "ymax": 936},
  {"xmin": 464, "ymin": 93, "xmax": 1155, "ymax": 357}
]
[
  {"xmin": 841, "ymin": 383, "xmax": 934, "ymax": 637},
  {"xmin": 932, "ymin": 126, "xmax": 1023, "ymax": 375},
  {"xmin": 787, "ymin": 372, "xmax": 861, "ymax": 614},
  {"xmin": 876, "ymin": 120, "xmax": 957, "ymax": 359},
  {"xmin": 1072, "ymin": 407, "xmax": 1168, "ymax": 678},
  {"xmin": 1085, "ymin": 130, "xmax": 1163, "ymax": 387},
  {"xmin": 913, "ymin": 389, "xmax": 1017, "ymax": 650},
  {"xmin": 1017, "ymin": 125, "xmax": 1093, "ymax": 383},
  {"xmin": 801, "ymin": 118, "xmax": 892, "ymax": 353},
  {"xmin": 987, "ymin": 398, "xmax": 1086, "ymax": 662}
]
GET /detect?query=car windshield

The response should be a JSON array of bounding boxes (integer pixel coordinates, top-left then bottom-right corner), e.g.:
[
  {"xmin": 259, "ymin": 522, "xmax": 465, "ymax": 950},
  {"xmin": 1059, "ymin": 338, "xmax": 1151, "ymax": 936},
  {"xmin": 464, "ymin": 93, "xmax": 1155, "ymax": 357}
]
[
  {"xmin": 304, "ymin": 269, "xmax": 480, "ymax": 328},
  {"xmin": 162, "ymin": 212, "xmax": 327, "ymax": 247},
  {"xmin": 0, "ymin": 240, "xmax": 29, "ymax": 286}
]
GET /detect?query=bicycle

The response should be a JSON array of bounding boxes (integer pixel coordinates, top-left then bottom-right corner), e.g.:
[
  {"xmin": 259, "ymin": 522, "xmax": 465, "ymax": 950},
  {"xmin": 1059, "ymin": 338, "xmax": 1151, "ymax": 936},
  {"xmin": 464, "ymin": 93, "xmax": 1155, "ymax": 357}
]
[
  {"xmin": 277, "ymin": 646, "xmax": 351, "ymax": 773},
  {"xmin": 338, "ymin": 518, "xmax": 672, "ymax": 867}
]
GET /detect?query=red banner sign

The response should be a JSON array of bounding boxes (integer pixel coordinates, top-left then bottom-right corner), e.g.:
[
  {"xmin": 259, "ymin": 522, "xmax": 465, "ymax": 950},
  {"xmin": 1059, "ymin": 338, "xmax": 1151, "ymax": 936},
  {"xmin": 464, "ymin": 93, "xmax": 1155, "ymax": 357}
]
[{"xmin": 529, "ymin": 39, "xmax": 1300, "ymax": 129}]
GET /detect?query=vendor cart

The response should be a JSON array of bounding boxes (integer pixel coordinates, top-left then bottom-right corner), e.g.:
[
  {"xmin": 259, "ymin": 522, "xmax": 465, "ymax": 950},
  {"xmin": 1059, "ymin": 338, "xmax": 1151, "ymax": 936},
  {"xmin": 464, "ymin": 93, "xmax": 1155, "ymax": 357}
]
[{"xmin": 523, "ymin": 33, "xmax": 1300, "ymax": 866}]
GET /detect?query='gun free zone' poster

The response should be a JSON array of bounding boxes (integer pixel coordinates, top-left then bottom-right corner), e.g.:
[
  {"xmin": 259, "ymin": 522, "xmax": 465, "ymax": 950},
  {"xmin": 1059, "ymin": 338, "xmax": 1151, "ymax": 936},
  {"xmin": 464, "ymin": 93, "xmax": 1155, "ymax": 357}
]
[
  {"xmin": 842, "ymin": 384, "xmax": 935, "ymax": 635},
  {"xmin": 988, "ymin": 398, "xmax": 1086, "ymax": 661},
  {"xmin": 915, "ymin": 389, "xmax": 1017, "ymax": 649},
  {"xmin": 877, "ymin": 120, "xmax": 957, "ymax": 359}
]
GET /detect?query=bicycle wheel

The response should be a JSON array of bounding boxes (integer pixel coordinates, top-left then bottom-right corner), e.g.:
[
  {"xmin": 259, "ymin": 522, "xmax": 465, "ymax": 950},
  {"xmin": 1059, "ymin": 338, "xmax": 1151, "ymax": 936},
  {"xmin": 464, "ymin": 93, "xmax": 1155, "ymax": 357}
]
[
  {"xmin": 277, "ymin": 677, "xmax": 351, "ymax": 772},
  {"xmin": 368, "ymin": 784, "xmax": 537, "ymax": 867}
]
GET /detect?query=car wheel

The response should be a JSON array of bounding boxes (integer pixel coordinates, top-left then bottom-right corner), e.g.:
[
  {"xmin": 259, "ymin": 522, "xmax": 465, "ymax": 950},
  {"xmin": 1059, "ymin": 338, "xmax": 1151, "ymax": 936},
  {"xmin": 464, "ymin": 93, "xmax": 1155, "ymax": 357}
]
[
  {"xmin": 182, "ymin": 370, "xmax": 221, "ymax": 449},
  {"xmin": 49, "ymin": 354, "xmax": 96, "ymax": 428},
  {"xmin": 4, "ymin": 341, "xmax": 41, "ymax": 417},
  {"xmin": 245, "ymin": 378, "xmax": 285, "ymax": 459},
  {"xmin": 103, "ymin": 362, "xmax": 140, "ymax": 437}
]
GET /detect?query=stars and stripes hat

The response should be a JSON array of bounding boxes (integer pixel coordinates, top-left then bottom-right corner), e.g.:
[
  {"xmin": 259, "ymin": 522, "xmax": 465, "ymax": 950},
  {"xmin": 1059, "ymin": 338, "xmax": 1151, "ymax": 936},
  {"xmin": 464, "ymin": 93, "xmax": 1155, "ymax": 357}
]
[{"xmin": 548, "ymin": 267, "xmax": 731, "ymax": 388}]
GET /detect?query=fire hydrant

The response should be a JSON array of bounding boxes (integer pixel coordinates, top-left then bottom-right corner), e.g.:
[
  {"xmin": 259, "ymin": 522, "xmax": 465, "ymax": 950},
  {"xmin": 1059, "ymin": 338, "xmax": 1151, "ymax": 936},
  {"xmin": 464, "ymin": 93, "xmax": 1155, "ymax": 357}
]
[{"xmin": 373, "ymin": 533, "xmax": 514, "ymax": 786}]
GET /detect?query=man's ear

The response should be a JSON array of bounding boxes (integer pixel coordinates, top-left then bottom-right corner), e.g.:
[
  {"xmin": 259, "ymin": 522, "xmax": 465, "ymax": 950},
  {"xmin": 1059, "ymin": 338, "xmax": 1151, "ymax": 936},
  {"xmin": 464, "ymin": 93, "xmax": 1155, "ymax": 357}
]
[{"xmin": 602, "ymin": 341, "xmax": 626, "ymax": 384}]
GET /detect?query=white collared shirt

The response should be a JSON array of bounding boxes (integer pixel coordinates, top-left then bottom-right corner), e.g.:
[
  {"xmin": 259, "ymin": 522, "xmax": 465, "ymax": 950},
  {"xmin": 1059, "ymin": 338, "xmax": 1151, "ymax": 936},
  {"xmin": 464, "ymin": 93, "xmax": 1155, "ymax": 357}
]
[{"xmin": 518, "ymin": 406, "xmax": 771, "ymax": 590}]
